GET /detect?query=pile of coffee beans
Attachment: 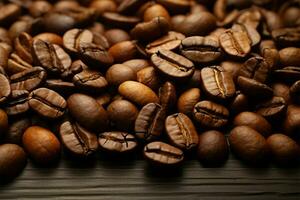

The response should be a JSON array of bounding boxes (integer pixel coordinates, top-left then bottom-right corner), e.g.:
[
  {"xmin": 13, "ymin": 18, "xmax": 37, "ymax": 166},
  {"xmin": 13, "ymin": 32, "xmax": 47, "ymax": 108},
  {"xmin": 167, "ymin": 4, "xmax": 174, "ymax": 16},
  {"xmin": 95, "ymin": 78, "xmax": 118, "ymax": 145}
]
[{"xmin": 0, "ymin": 0, "xmax": 300, "ymax": 179}]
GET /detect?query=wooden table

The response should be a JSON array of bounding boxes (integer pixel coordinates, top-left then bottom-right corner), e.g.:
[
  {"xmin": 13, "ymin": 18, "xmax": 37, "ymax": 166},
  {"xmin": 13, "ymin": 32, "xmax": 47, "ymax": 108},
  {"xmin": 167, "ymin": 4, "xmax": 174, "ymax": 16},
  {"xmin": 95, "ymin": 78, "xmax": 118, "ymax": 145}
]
[{"xmin": 1, "ymin": 154, "xmax": 300, "ymax": 200}]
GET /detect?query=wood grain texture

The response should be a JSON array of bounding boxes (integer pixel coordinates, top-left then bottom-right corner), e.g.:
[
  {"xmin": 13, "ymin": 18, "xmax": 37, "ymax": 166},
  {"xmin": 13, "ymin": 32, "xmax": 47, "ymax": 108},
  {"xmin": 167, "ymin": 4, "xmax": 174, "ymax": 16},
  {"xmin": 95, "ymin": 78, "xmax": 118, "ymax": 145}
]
[{"xmin": 0, "ymin": 154, "xmax": 300, "ymax": 200}]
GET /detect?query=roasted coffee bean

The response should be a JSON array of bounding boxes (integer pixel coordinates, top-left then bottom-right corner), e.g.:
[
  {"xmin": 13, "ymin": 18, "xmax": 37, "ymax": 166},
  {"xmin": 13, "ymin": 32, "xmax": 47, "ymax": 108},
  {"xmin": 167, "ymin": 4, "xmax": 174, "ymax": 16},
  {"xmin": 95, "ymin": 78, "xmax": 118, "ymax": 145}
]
[
  {"xmin": 45, "ymin": 79, "xmax": 76, "ymax": 95},
  {"xmin": 23, "ymin": 126, "xmax": 61, "ymax": 165},
  {"xmin": 4, "ymin": 118, "xmax": 31, "ymax": 145},
  {"xmin": 230, "ymin": 91, "xmax": 249, "ymax": 114},
  {"xmin": 67, "ymin": 93, "xmax": 109, "ymax": 132},
  {"xmin": 79, "ymin": 42, "xmax": 114, "ymax": 68},
  {"xmin": 229, "ymin": 126, "xmax": 268, "ymax": 164},
  {"xmin": 73, "ymin": 69, "xmax": 108, "ymax": 93},
  {"xmin": 232, "ymin": 24, "xmax": 261, "ymax": 47},
  {"xmin": 32, "ymin": 39, "xmax": 72, "ymax": 74},
  {"xmin": 5, "ymin": 90, "xmax": 30, "ymax": 116},
  {"xmin": 102, "ymin": 12, "xmax": 140, "ymax": 29},
  {"xmin": 105, "ymin": 64, "xmax": 137, "ymax": 86},
  {"xmin": 42, "ymin": 12, "xmax": 76, "ymax": 35},
  {"xmin": 151, "ymin": 49, "xmax": 194, "ymax": 80},
  {"xmin": 60, "ymin": 121, "xmax": 98, "ymax": 157},
  {"xmin": 123, "ymin": 59, "xmax": 150, "ymax": 73},
  {"xmin": 63, "ymin": 28, "xmax": 93, "ymax": 54},
  {"xmin": 29, "ymin": 88, "xmax": 67, "ymax": 119},
  {"xmin": 279, "ymin": 47, "xmax": 300, "ymax": 67},
  {"xmin": 7, "ymin": 53, "xmax": 32, "ymax": 75},
  {"xmin": 107, "ymin": 99, "xmax": 139, "ymax": 131},
  {"xmin": 144, "ymin": 141, "xmax": 184, "ymax": 166},
  {"xmin": 233, "ymin": 112, "xmax": 272, "ymax": 137},
  {"xmin": 95, "ymin": 93, "xmax": 111, "ymax": 107},
  {"xmin": 0, "ymin": 73, "xmax": 11, "ymax": 103},
  {"xmin": 255, "ymin": 96, "xmax": 287, "ymax": 121},
  {"xmin": 181, "ymin": 36, "xmax": 222, "ymax": 63},
  {"xmin": 219, "ymin": 29, "xmax": 251, "ymax": 58},
  {"xmin": 197, "ymin": 130, "xmax": 228, "ymax": 165},
  {"xmin": 267, "ymin": 134, "xmax": 300, "ymax": 165},
  {"xmin": 165, "ymin": 113, "xmax": 198, "ymax": 151},
  {"xmin": 118, "ymin": 0, "xmax": 145, "ymax": 14},
  {"xmin": 236, "ymin": 8, "xmax": 262, "ymax": 29},
  {"xmin": 0, "ymin": 144, "xmax": 27, "ymax": 179},
  {"xmin": 104, "ymin": 29, "xmax": 130, "ymax": 46},
  {"xmin": 137, "ymin": 67, "xmax": 160, "ymax": 91},
  {"xmin": 143, "ymin": 3, "xmax": 171, "ymax": 22},
  {"xmin": 283, "ymin": 105, "xmax": 300, "ymax": 137},
  {"xmin": 14, "ymin": 32, "xmax": 33, "ymax": 64},
  {"xmin": 239, "ymin": 56, "xmax": 269, "ymax": 83},
  {"xmin": 220, "ymin": 61, "xmax": 243, "ymax": 83},
  {"xmin": 158, "ymin": 81, "xmax": 176, "ymax": 110},
  {"xmin": 131, "ymin": 17, "xmax": 170, "ymax": 42},
  {"xmin": 10, "ymin": 67, "xmax": 46, "ymax": 92},
  {"xmin": 0, "ymin": 45, "xmax": 8, "ymax": 69},
  {"xmin": 237, "ymin": 76, "xmax": 273, "ymax": 100},
  {"xmin": 272, "ymin": 27, "xmax": 300, "ymax": 47},
  {"xmin": 89, "ymin": 0, "xmax": 117, "ymax": 15},
  {"xmin": 98, "ymin": 132, "xmax": 137, "ymax": 153},
  {"xmin": 0, "ymin": 3, "xmax": 21, "ymax": 26},
  {"xmin": 0, "ymin": 109, "xmax": 8, "ymax": 138},
  {"xmin": 118, "ymin": 81, "xmax": 159, "ymax": 106},
  {"xmin": 145, "ymin": 31, "xmax": 184, "ymax": 54},
  {"xmin": 259, "ymin": 40, "xmax": 279, "ymax": 70},
  {"xmin": 193, "ymin": 100, "xmax": 229, "ymax": 129},
  {"xmin": 201, "ymin": 66, "xmax": 235, "ymax": 100},
  {"xmin": 177, "ymin": 88, "xmax": 201, "ymax": 117},
  {"xmin": 135, "ymin": 103, "xmax": 165, "ymax": 141},
  {"xmin": 274, "ymin": 66, "xmax": 300, "ymax": 83},
  {"xmin": 175, "ymin": 12, "xmax": 216, "ymax": 36},
  {"xmin": 109, "ymin": 40, "xmax": 138, "ymax": 63},
  {"xmin": 272, "ymin": 82, "xmax": 291, "ymax": 104}
]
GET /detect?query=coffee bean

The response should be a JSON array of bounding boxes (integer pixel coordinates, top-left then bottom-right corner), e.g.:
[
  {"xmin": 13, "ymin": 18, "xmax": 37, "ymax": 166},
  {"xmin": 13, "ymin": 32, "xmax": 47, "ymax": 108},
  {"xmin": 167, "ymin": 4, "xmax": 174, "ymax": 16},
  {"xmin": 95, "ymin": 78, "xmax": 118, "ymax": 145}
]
[
  {"xmin": 107, "ymin": 99, "xmax": 138, "ymax": 131},
  {"xmin": 274, "ymin": 66, "xmax": 300, "ymax": 83},
  {"xmin": 137, "ymin": 67, "xmax": 161, "ymax": 91},
  {"xmin": 10, "ymin": 67, "xmax": 46, "ymax": 92},
  {"xmin": 197, "ymin": 130, "xmax": 228, "ymax": 165},
  {"xmin": 229, "ymin": 126, "xmax": 268, "ymax": 164},
  {"xmin": 0, "ymin": 144, "xmax": 27, "ymax": 179},
  {"xmin": 98, "ymin": 132, "xmax": 137, "ymax": 153},
  {"xmin": 118, "ymin": 81, "xmax": 159, "ymax": 106},
  {"xmin": 131, "ymin": 17, "xmax": 170, "ymax": 42},
  {"xmin": 193, "ymin": 100, "xmax": 229, "ymax": 129},
  {"xmin": 175, "ymin": 12, "xmax": 216, "ymax": 36},
  {"xmin": 272, "ymin": 27, "xmax": 300, "ymax": 47},
  {"xmin": 14, "ymin": 32, "xmax": 33, "ymax": 64},
  {"xmin": 79, "ymin": 42, "xmax": 114, "ymax": 68},
  {"xmin": 201, "ymin": 66, "xmax": 236, "ymax": 100},
  {"xmin": 4, "ymin": 118, "xmax": 31, "ymax": 145},
  {"xmin": 165, "ymin": 113, "xmax": 198, "ymax": 151},
  {"xmin": 32, "ymin": 39, "xmax": 72, "ymax": 74},
  {"xmin": 0, "ymin": 4, "xmax": 21, "ymax": 27},
  {"xmin": 158, "ymin": 81, "xmax": 176, "ymax": 110},
  {"xmin": 151, "ymin": 49, "xmax": 194, "ymax": 80},
  {"xmin": 60, "ymin": 121, "xmax": 98, "ymax": 157},
  {"xmin": 255, "ymin": 96, "xmax": 287, "ymax": 122},
  {"xmin": 233, "ymin": 112, "xmax": 272, "ymax": 137},
  {"xmin": 29, "ymin": 88, "xmax": 64, "ymax": 117},
  {"xmin": 45, "ymin": 79, "xmax": 76, "ymax": 95},
  {"xmin": 177, "ymin": 88, "xmax": 201, "ymax": 117},
  {"xmin": 259, "ymin": 40, "xmax": 279, "ymax": 70},
  {"xmin": 135, "ymin": 103, "xmax": 165, "ymax": 141},
  {"xmin": 0, "ymin": 73, "xmax": 11, "ymax": 103},
  {"xmin": 63, "ymin": 28, "xmax": 93, "ymax": 54},
  {"xmin": 104, "ymin": 29, "xmax": 131, "ymax": 46},
  {"xmin": 73, "ymin": 69, "xmax": 108, "ymax": 93},
  {"xmin": 230, "ymin": 91, "xmax": 249, "ymax": 114},
  {"xmin": 267, "ymin": 134, "xmax": 300, "ymax": 165},
  {"xmin": 106, "ymin": 64, "xmax": 136, "ymax": 87},
  {"xmin": 272, "ymin": 82, "xmax": 291, "ymax": 104},
  {"xmin": 220, "ymin": 61, "xmax": 243, "ymax": 83},
  {"xmin": 146, "ymin": 31, "xmax": 184, "ymax": 54},
  {"xmin": 42, "ymin": 13, "xmax": 76, "ymax": 34},
  {"xmin": 5, "ymin": 90, "xmax": 30, "ymax": 116},
  {"xmin": 117, "ymin": 0, "xmax": 145, "ymax": 14},
  {"xmin": 89, "ymin": 0, "xmax": 117, "ymax": 15},
  {"xmin": 232, "ymin": 23, "xmax": 261, "ymax": 47},
  {"xmin": 283, "ymin": 105, "xmax": 300, "ymax": 137},
  {"xmin": 219, "ymin": 29, "xmax": 251, "ymax": 58},
  {"xmin": 7, "ymin": 53, "xmax": 33, "ymax": 75},
  {"xmin": 143, "ymin": 4, "xmax": 171, "ymax": 22},
  {"xmin": 144, "ymin": 141, "xmax": 184, "ymax": 166},
  {"xmin": 23, "ymin": 126, "xmax": 61, "ymax": 165},
  {"xmin": 0, "ymin": 109, "xmax": 8, "ymax": 138},
  {"xmin": 33, "ymin": 33, "xmax": 63, "ymax": 46},
  {"xmin": 279, "ymin": 47, "xmax": 300, "ymax": 67},
  {"xmin": 108, "ymin": 41, "xmax": 138, "ymax": 63},
  {"xmin": 67, "ymin": 93, "xmax": 109, "ymax": 132},
  {"xmin": 239, "ymin": 56, "xmax": 269, "ymax": 83},
  {"xmin": 181, "ymin": 36, "xmax": 222, "ymax": 63},
  {"xmin": 123, "ymin": 59, "xmax": 150, "ymax": 73},
  {"xmin": 236, "ymin": 8, "xmax": 262, "ymax": 29},
  {"xmin": 237, "ymin": 76, "xmax": 273, "ymax": 100}
]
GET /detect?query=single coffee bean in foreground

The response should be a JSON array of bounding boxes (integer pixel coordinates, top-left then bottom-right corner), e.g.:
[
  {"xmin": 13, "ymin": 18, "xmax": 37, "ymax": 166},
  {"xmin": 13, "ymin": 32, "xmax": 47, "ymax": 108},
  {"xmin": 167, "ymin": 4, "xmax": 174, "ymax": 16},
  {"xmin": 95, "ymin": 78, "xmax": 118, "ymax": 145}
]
[
  {"xmin": 23, "ymin": 126, "xmax": 61, "ymax": 165},
  {"xmin": 0, "ymin": 144, "xmax": 27, "ymax": 179}
]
